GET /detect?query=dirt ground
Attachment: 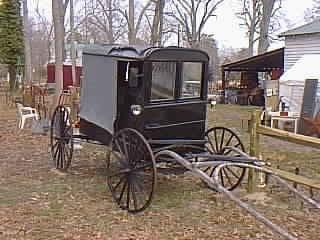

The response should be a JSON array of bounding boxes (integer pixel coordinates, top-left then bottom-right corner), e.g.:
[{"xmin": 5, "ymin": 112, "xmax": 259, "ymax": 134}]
[{"xmin": 0, "ymin": 103, "xmax": 319, "ymax": 240}]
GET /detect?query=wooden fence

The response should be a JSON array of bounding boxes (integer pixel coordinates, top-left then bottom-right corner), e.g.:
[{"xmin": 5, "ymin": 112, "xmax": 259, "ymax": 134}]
[
  {"xmin": 0, "ymin": 81, "xmax": 10, "ymax": 105},
  {"xmin": 248, "ymin": 110, "xmax": 320, "ymax": 192}
]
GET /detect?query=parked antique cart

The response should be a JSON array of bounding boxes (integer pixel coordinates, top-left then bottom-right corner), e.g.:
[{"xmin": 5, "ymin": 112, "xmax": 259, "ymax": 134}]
[{"xmin": 50, "ymin": 45, "xmax": 319, "ymax": 240}]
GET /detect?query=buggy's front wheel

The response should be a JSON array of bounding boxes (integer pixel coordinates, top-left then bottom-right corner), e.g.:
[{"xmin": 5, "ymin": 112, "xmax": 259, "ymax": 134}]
[
  {"xmin": 50, "ymin": 105, "xmax": 73, "ymax": 171},
  {"xmin": 106, "ymin": 128, "xmax": 157, "ymax": 213}
]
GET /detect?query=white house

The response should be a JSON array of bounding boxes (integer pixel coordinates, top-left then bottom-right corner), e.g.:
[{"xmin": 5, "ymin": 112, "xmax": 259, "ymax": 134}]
[
  {"xmin": 279, "ymin": 19, "xmax": 320, "ymax": 116},
  {"xmin": 279, "ymin": 19, "xmax": 320, "ymax": 71}
]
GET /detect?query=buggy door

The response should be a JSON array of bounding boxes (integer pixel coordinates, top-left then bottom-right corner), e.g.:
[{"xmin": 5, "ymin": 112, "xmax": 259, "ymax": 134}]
[
  {"xmin": 143, "ymin": 61, "xmax": 208, "ymax": 142},
  {"xmin": 116, "ymin": 61, "xmax": 145, "ymax": 131},
  {"xmin": 79, "ymin": 53, "xmax": 117, "ymax": 143}
]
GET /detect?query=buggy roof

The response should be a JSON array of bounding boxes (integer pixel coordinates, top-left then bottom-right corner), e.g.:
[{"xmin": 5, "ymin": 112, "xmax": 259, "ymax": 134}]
[{"xmin": 82, "ymin": 44, "xmax": 209, "ymax": 62}]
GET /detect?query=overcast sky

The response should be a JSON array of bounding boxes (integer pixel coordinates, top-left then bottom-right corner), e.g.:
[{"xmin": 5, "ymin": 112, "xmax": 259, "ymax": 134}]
[
  {"xmin": 28, "ymin": 0, "xmax": 314, "ymax": 50},
  {"xmin": 208, "ymin": 0, "xmax": 314, "ymax": 50}
]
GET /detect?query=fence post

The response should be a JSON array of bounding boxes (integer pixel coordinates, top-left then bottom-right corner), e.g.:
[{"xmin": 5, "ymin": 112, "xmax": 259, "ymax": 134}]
[{"xmin": 248, "ymin": 109, "xmax": 261, "ymax": 193}]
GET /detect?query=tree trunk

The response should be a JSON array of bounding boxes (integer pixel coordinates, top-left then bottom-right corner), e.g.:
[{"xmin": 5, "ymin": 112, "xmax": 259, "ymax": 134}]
[
  {"xmin": 128, "ymin": 0, "xmax": 136, "ymax": 44},
  {"xmin": 70, "ymin": 0, "xmax": 77, "ymax": 86},
  {"xmin": 248, "ymin": 30, "xmax": 254, "ymax": 56},
  {"xmin": 23, "ymin": 0, "xmax": 32, "ymax": 86},
  {"xmin": 191, "ymin": 7, "xmax": 197, "ymax": 46},
  {"xmin": 151, "ymin": 0, "xmax": 165, "ymax": 46},
  {"xmin": 151, "ymin": 0, "xmax": 160, "ymax": 45},
  {"xmin": 258, "ymin": 0, "xmax": 275, "ymax": 54},
  {"xmin": 8, "ymin": 64, "xmax": 17, "ymax": 91},
  {"xmin": 52, "ymin": 0, "xmax": 65, "ymax": 102},
  {"xmin": 248, "ymin": 0, "xmax": 259, "ymax": 56},
  {"xmin": 107, "ymin": 0, "xmax": 115, "ymax": 43},
  {"xmin": 158, "ymin": 0, "xmax": 164, "ymax": 46}
]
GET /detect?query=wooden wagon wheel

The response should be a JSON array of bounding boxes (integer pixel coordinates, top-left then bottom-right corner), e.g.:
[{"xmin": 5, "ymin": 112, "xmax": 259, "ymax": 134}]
[
  {"xmin": 50, "ymin": 105, "xmax": 73, "ymax": 171},
  {"xmin": 106, "ymin": 128, "xmax": 157, "ymax": 213},
  {"xmin": 204, "ymin": 127, "xmax": 246, "ymax": 191}
]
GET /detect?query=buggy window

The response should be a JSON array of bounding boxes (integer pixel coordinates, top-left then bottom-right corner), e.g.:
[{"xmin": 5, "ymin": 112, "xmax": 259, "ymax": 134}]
[
  {"xmin": 180, "ymin": 62, "xmax": 202, "ymax": 98},
  {"xmin": 151, "ymin": 62, "xmax": 176, "ymax": 101}
]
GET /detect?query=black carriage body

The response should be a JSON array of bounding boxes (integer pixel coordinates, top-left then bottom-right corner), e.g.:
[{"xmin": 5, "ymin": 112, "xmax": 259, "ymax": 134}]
[
  {"xmin": 51, "ymin": 45, "xmax": 250, "ymax": 214},
  {"xmin": 79, "ymin": 45, "xmax": 209, "ymax": 146}
]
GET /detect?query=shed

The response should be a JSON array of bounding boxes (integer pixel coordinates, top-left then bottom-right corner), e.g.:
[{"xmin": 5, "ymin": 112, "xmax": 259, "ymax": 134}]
[
  {"xmin": 221, "ymin": 48, "xmax": 284, "ymax": 105},
  {"xmin": 279, "ymin": 54, "xmax": 320, "ymax": 115},
  {"xmin": 47, "ymin": 63, "xmax": 82, "ymax": 89},
  {"xmin": 222, "ymin": 48, "xmax": 284, "ymax": 72}
]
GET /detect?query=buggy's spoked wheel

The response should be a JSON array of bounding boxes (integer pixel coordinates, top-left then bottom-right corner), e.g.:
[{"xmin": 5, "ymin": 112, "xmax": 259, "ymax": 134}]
[
  {"xmin": 107, "ymin": 128, "xmax": 156, "ymax": 213},
  {"xmin": 50, "ymin": 105, "xmax": 73, "ymax": 171},
  {"xmin": 204, "ymin": 127, "xmax": 246, "ymax": 190}
]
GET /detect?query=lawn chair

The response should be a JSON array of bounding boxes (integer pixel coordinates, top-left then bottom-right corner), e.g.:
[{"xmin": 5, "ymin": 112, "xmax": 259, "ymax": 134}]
[{"xmin": 16, "ymin": 103, "xmax": 39, "ymax": 129}]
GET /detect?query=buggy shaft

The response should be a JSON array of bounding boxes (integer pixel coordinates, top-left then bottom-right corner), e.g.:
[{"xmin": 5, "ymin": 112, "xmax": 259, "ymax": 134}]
[{"xmin": 155, "ymin": 150, "xmax": 319, "ymax": 240}]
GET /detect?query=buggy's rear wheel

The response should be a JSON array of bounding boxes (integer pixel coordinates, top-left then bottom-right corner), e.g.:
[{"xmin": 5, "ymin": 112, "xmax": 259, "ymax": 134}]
[
  {"xmin": 204, "ymin": 127, "xmax": 246, "ymax": 191},
  {"xmin": 50, "ymin": 105, "xmax": 73, "ymax": 171},
  {"xmin": 106, "ymin": 128, "xmax": 156, "ymax": 213}
]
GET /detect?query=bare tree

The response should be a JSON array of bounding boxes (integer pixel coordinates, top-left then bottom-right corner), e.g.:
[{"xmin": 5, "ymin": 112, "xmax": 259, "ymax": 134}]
[
  {"xmin": 236, "ymin": 0, "xmax": 282, "ymax": 55},
  {"xmin": 86, "ymin": 0, "xmax": 152, "ymax": 44},
  {"xmin": 143, "ymin": 0, "xmax": 176, "ymax": 46},
  {"xmin": 258, "ymin": 0, "xmax": 282, "ymax": 54},
  {"xmin": 35, "ymin": 4, "xmax": 54, "ymax": 62},
  {"xmin": 199, "ymin": 34, "xmax": 218, "ymax": 82},
  {"xmin": 23, "ymin": 0, "xmax": 32, "ymax": 85},
  {"xmin": 85, "ymin": 0, "xmax": 125, "ymax": 43},
  {"xmin": 83, "ymin": 0, "xmax": 169, "ymax": 45},
  {"xmin": 149, "ymin": 0, "xmax": 165, "ymax": 45},
  {"xmin": 118, "ymin": 0, "xmax": 153, "ymax": 44},
  {"xmin": 25, "ymin": 3, "xmax": 55, "ymax": 84},
  {"xmin": 70, "ymin": 0, "xmax": 77, "ymax": 85},
  {"xmin": 237, "ymin": 0, "xmax": 262, "ymax": 56},
  {"xmin": 169, "ymin": 0, "xmax": 224, "ymax": 48},
  {"xmin": 52, "ymin": 0, "xmax": 69, "ymax": 100},
  {"xmin": 305, "ymin": 0, "xmax": 320, "ymax": 21},
  {"xmin": 29, "ymin": 22, "xmax": 50, "ymax": 84}
]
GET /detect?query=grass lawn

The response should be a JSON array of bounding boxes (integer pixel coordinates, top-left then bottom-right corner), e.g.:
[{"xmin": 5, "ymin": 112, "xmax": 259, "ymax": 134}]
[{"xmin": 0, "ymin": 103, "xmax": 319, "ymax": 240}]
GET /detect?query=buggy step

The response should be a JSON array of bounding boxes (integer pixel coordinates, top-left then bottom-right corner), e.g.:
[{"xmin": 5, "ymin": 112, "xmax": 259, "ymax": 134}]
[{"xmin": 148, "ymin": 139, "xmax": 206, "ymax": 145}]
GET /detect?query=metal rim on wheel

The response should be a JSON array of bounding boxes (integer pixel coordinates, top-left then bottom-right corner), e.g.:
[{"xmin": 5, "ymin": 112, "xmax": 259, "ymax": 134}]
[
  {"xmin": 106, "ymin": 128, "xmax": 156, "ymax": 213},
  {"xmin": 50, "ymin": 105, "xmax": 73, "ymax": 171},
  {"xmin": 204, "ymin": 127, "xmax": 246, "ymax": 191}
]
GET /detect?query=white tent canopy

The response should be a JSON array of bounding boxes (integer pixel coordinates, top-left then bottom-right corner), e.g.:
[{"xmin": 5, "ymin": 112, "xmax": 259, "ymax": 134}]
[
  {"xmin": 279, "ymin": 54, "xmax": 320, "ymax": 114},
  {"xmin": 280, "ymin": 55, "xmax": 320, "ymax": 84}
]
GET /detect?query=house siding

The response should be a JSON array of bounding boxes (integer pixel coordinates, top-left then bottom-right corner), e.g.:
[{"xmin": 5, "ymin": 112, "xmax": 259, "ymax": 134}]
[{"xmin": 284, "ymin": 33, "xmax": 320, "ymax": 71}]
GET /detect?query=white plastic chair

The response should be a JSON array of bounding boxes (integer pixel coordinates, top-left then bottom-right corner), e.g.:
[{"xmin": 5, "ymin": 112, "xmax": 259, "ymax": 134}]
[{"xmin": 16, "ymin": 103, "xmax": 39, "ymax": 129}]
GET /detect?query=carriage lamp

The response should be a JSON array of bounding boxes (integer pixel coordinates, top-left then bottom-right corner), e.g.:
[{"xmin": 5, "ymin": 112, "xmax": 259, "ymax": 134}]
[{"xmin": 131, "ymin": 105, "xmax": 143, "ymax": 116}]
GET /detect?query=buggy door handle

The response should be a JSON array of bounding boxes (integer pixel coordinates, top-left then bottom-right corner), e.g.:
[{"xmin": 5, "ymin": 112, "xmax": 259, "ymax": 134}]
[{"xmin": 145, "ymin": 123, "xmax": 161, "ymax": 129}]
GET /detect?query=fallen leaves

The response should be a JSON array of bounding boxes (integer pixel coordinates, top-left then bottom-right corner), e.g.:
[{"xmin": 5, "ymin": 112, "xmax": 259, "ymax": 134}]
[{"xmin": 0, "ymin": 104, "xmax": 320, "ymax": 239}]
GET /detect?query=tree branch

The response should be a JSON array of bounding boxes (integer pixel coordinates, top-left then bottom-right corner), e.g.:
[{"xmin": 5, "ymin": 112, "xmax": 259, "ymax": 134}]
[{"xmin": 63, "ymin": 0, "xmax": 70, "ymax": 18}]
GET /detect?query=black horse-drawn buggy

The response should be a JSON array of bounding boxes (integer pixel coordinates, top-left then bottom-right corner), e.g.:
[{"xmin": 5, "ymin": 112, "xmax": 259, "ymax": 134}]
[{"xmin": 50, "ymin": 45, "xmax": 319, "ymax": 240}]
